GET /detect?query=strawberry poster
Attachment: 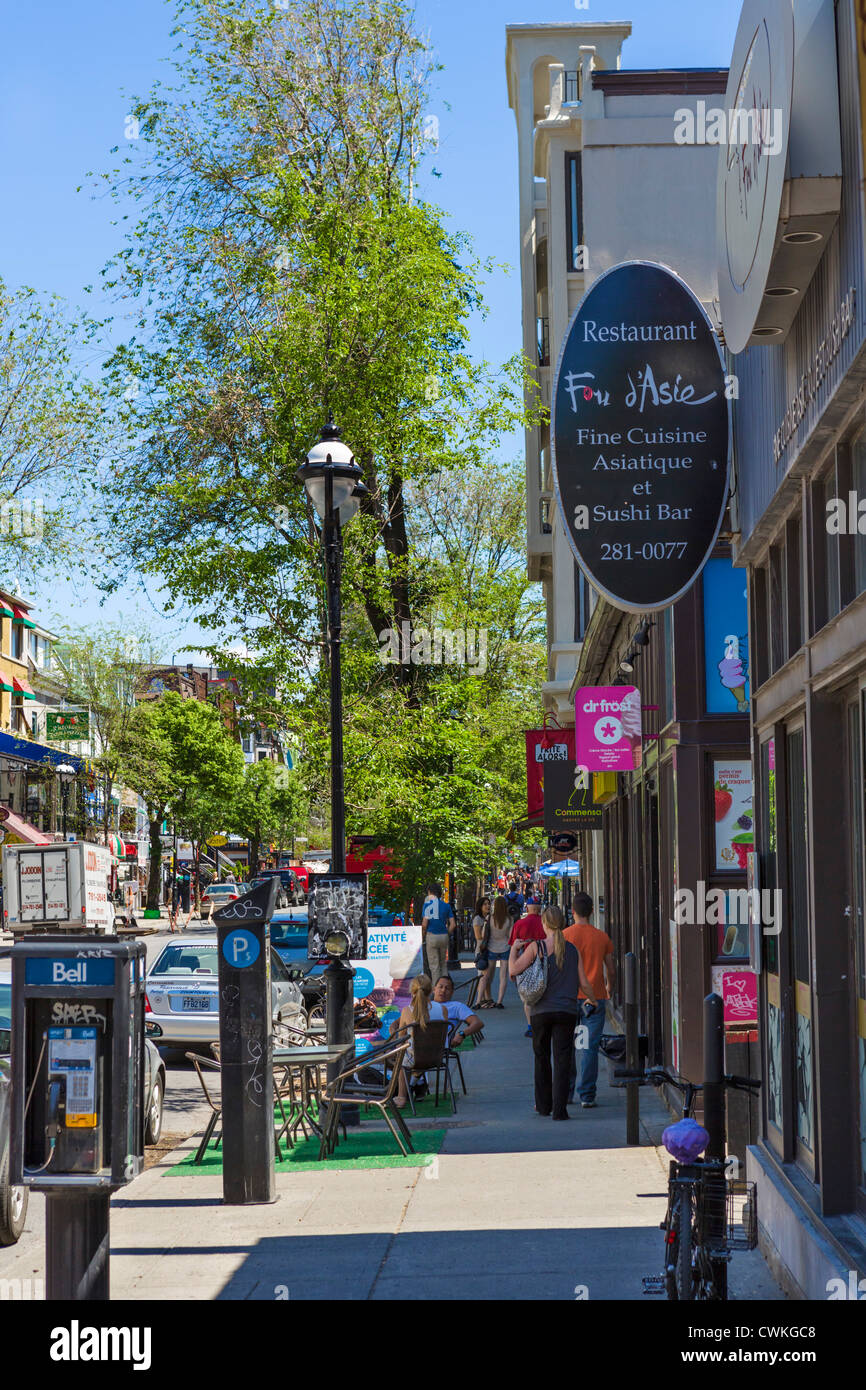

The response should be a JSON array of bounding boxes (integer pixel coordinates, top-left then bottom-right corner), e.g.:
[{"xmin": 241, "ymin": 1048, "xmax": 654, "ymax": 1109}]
[{"xmin": 713, "ymin": 758, "xmax": 753, "ymax": 872}]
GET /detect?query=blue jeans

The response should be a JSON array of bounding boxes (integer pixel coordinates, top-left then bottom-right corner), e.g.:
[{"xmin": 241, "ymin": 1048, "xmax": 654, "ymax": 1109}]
[{"xmin": 568, "ymin": 1000, "xmax": 607, "ymax": 1102}]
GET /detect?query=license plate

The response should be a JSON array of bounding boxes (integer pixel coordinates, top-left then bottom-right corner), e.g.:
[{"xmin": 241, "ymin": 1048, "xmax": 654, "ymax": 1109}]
[{"xmin": 179, "ymin": 995, "xmax": 212, "ymax": 1011}]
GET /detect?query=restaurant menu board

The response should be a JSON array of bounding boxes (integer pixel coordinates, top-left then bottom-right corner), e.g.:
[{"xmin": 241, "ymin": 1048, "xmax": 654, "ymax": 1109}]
[
  {"xmin": 713, "ymin": 758, "xmax": 753, "ymax": 871},
  {"xmin": 552, "ymin": 261, "xmax": 730, "ymax": 613},
  {"xmin": 82, "ymin": 844, "xmax": 113, "ymax": 929},
  {"xmin": 18, "ymin": 850, "xmax": 70, "ymax": 921}
]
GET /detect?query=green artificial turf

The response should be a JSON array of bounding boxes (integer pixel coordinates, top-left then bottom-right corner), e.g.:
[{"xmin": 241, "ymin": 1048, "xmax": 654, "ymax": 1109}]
[{"xmin": 166, "ymin": 1123, "xmax": 446, "ymax": 1174}]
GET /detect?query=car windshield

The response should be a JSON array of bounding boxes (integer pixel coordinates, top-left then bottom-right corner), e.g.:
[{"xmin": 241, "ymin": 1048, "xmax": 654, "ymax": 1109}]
[{"xmin": 150, "ymin": 945, "xmax": 219, "ymax": 975}]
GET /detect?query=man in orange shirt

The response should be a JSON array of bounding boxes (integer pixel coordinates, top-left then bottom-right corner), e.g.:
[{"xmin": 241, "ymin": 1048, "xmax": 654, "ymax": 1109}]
[{"xmin": 563, "ymin": 892, "xmax": 615, "ymax": 1108}]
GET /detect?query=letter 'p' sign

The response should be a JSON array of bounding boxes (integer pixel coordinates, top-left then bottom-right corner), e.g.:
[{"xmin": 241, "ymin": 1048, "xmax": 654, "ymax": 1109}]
[{"xmin": 222, "ymin": 929, "xmax": 260, "ymax": 968}]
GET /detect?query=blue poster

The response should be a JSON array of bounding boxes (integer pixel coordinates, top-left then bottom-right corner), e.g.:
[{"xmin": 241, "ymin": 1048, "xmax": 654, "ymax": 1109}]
[{"xmin": 703, "ymin": 558, "xmax": 749, "ymax": 714}]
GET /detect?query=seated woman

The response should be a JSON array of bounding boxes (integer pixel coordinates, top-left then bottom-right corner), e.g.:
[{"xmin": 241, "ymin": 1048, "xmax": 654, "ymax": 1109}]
[{"xmin": 389, "ymin": 973, "xmax": 448, "ymax": 1107}]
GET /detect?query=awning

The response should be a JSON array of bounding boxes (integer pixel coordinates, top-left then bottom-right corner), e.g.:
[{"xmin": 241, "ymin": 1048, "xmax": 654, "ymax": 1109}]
[
  {"xmin": 0, "ymin": 731, "xmax": 82, "ymax": 772},
  {"xmin": 1, "ymin": 809, "xmax": 52, "ymax": 845},
  {"xmin": 12, "ymin": 677, "xmax": 36, "ymax": 700},
  {"xmin": 0, "ymin": 602, "xmax": 12, "ymax": 619},
  {"xmin": 108, "ymin": 833, "xmax": 125, "ymax": 857},
  {"xmin": 0, "ymin": 675, "xmax": 13, "ymax": 693},
  {"xmin": 11, "ymin": 605, "xmax": 35, "ymax": 629}
]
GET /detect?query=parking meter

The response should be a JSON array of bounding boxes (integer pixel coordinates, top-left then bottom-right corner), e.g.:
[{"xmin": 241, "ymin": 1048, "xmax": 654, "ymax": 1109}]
[{"xmin": 10, "ymin": 938, "xmax": 146, "ymax": 1192}]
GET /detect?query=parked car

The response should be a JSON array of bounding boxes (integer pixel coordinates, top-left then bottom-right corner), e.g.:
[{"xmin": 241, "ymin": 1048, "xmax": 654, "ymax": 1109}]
[
  {"xmin": 199, "ymin": 883, "xmax": 241, "ymax": 915},
  {"xmin": 255, "ymin": 868, "xmax": 302, "ymax": 907},
  {"xmin": 143, "ymin": 1035, "xmax": 166, "ymax": 1146},
  {"xmin": 145, "ymin": 937, "xmax": 304, "ymax": 1048}
]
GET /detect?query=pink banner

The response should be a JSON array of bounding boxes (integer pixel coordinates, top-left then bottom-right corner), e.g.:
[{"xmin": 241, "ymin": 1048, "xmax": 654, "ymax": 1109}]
[{"xmin": 575, "ymin": 686, "xmax": 641, "ymax": 772}]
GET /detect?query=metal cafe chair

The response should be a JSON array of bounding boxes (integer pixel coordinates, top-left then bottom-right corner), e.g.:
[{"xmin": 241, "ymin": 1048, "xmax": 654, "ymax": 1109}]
[
  {"xmin": 186, "ymin": 1053, "xmax": 223, "ymax": 1164},
  {"xmin": 318, "ymin": 1036, "xmax": 414, "ymax": 1159},
  {"xmin": 404, "ymin": 1020, "xmax": 457, "ymax": 1115}
]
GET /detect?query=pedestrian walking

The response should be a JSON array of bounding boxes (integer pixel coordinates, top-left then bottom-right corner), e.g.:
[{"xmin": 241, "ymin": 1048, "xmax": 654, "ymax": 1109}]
[
  {"xmin": 509, "ymin": 898, "xmax": 546, "ymax": 1035},
  {"xmin": 421, "ymin": 882, "xmax": 457, "ymax": 984},
  {"xmin": 509, "ymin": 905, "xmax": 596, "ymax": 1120},
  {"xmin": 563, "ymin": 892, "xmax": 615, "ymax": 1108},
  {"xmin": 472, "ymin": 897, "xmax": 493, "ymax": 1006},
  {"xmin": 484, "ymin": 895, "xmax": 513, "ymax": 1009}
]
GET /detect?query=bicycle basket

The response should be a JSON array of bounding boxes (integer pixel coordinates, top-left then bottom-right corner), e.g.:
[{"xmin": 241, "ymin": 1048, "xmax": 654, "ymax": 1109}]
[{"xmin": 701, "ymin": 1178, "xmax": 759, "ymax": 1252}]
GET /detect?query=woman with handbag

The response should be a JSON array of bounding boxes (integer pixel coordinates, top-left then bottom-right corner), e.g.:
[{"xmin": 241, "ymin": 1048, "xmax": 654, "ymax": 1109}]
[
  {"xmin": 485, "ymin": 895, "xmax": 513, "ymax": 1009},
  {"xmin": 472, "ymin": 897, "xmax": 493, "ymax": 1007},
  {"xmin": 509, "ymin": 905, "xmax": 596, "ymax": 1120}
]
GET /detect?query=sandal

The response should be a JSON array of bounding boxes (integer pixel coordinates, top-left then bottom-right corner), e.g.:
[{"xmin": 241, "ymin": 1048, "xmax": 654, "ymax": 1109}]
[{"xmin": 477, "ymin": 999, "xmax": 494, "ymax": 1009}]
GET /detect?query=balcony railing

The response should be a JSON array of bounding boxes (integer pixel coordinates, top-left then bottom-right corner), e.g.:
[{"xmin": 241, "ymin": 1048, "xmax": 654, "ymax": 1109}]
[{"xmin": 564, "ymin": 70, "xmax": 581, "ymax": 104}]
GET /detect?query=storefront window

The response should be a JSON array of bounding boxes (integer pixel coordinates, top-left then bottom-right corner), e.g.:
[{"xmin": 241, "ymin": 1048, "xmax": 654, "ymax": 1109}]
[
  {"xmin": 787, "ymin": 729, "xmax": 814, "ymax": 1157},
  {"xmin": 762, "ymin": 737, "xmax": 782, "ymax": 1136}
]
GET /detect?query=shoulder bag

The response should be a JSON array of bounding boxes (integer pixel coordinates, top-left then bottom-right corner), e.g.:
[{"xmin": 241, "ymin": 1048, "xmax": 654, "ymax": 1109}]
[{"xmin": 516, "ymin": 938, "xmax": 548, "ymax": 1007}]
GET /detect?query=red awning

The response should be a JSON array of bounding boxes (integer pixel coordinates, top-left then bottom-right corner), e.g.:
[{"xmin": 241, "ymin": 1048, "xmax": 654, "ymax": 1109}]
[
  {"xmin": 11, "ymin": 605, "xmax": 35, "ymax": 629},
  {"xmin": 1, "ymin": 809, "xmax": 52, "ymax": 845},
  {"xmin": 11, "ymin": 677, "xmax": 35, "ymax": 699}
]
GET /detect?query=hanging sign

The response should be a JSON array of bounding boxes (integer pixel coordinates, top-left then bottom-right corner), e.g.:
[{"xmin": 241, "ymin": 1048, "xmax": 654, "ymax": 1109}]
[
  {"xmin": 576, "ymin": 686, "xmax": 642, "ymax": 772},
  {"xmin": 552, "ymin": 261, "xmax": 730, "ymax": 613}
]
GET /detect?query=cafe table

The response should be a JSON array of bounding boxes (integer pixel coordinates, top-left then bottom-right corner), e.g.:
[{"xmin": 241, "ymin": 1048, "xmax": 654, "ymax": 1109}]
[{"xmin": 273, "ymin": 1043, "xmax": 354, "ymax": 1146}]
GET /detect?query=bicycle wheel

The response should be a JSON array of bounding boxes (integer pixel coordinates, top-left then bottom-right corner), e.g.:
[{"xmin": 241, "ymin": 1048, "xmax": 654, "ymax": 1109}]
[{"xmin": 675, "ymin": 1191, "xmax": 695, "ymax": 1301}]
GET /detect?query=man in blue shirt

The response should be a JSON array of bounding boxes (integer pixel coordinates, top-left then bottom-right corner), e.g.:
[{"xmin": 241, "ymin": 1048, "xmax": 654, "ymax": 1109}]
[{"xmin": 421, "ymin": 881, "xmax": 456, "ymax": 984}]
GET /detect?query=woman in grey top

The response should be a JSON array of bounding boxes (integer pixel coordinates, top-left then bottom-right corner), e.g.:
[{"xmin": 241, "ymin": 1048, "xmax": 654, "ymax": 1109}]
[{"xmin": 509, "ymin": 905, "xmax": 596, "ymax": 1120}]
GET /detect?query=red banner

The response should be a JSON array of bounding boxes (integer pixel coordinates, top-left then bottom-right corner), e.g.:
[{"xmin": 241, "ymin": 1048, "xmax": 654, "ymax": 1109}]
[{"xmin": 525, "ymin": 728, "xmax": 575, "ymax": 818}]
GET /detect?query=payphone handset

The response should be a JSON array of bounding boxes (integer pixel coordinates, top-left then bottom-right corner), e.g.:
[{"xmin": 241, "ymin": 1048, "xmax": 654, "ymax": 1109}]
[{"xmin": 48, "ymin": 1026, "xmax": 99, "ymax": 1129}]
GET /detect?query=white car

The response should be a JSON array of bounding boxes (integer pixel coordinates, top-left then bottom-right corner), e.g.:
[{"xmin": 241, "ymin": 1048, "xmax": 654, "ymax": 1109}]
[{"xmin": 145, "ymin": 936, "xmax": 304, "ymax": 1048}]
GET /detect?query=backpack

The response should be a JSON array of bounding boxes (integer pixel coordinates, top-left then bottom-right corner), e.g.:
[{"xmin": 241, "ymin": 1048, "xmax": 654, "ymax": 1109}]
[{"xmin": 515, "ymin": 939, "xmax": 548, "ymax": 1007}]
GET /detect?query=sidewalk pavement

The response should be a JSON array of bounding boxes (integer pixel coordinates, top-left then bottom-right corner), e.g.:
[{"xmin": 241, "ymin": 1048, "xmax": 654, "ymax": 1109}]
[{"xmin": 3, "ymin": 970, "xmax": 786, "ymax": 1301}]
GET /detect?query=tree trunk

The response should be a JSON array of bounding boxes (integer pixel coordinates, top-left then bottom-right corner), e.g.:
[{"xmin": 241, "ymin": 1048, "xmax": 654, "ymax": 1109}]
[
  {"xmin": 249, "ymin": 833, "xmax": 261, "ymax": 878},
  {"xmin": 193, "ymin": 839, "xmax": 202, "ymax": 914},
  {"xmin": 146, "ymin": 818, "xmax": 163, "ymax": 911}
]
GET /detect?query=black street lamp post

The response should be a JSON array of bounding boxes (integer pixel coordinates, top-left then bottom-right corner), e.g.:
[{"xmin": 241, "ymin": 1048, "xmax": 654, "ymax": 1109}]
[
  {"xmin": 56, "ymin": 764, "xmax": 77, "ymax": 840},
  {"xmin": 297, "ymin": 419, "xmax": 368, "ymax": 1104}
]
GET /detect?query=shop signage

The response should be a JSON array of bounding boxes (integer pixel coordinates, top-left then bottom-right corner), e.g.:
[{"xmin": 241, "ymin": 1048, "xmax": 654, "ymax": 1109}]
[
  {"xmin": 576, "ymin": 686, "xmax": 642, "ymax": 772},
  {"xmin": 703, "ymin": 557, "xmax": 750, "ymax": 714},
  {"xmin": 207, "ymin": 833, "xmax": 228, "ymax": 847},
  {"xmin": 525, "ymin": 729, "xmax": 572, "ymax": 819},
  {"xmin": 771, "ymin": 287, "xmax": 856, "ymax": 463},
  {"xmin": 713, "ymin": 758, "xmax": 753, "ymax": 872},
  {"xmin": 45, "ymin": 711, "xmax": 89, "ymax": 741},
  {"xmin": 543, "ymin": 759, "xmax": 603, "ymax": 833},
  {"xmin": 716, "ymin": 0, "xmax": 794, "ymax": 353},
  {"xmin": 552, "ymin": 261, "xmax": 730, "ymax": 612}
]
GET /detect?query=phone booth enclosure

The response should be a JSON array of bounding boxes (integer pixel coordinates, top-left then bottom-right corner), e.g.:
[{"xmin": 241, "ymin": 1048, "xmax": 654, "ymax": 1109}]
[{"xmin": 10, "ymin": 937, "xmax": 146, "ymax": 1191}]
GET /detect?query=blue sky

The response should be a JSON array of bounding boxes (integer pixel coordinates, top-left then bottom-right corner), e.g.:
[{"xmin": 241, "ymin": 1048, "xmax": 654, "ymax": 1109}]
[{"xmin": 0, "ymin": 0, "xmax": 739, "ymax": 657}]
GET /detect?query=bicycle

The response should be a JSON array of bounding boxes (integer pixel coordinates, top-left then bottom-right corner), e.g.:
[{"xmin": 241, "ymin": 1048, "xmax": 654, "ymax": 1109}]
[{"xmin": 617, "ymin": 1063, "xmax": 761, "ymax": 1300}]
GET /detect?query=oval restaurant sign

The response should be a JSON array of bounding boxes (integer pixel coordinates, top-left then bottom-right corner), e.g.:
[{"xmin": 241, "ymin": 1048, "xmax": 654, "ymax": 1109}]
[{"xmin": 552, "ymin": 261, "xmax": 731, "ymax": 613}]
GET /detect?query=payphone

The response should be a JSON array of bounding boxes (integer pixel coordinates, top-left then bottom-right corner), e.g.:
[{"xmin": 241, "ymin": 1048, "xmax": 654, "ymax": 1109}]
[
  {"xmin": 10, "ymin": 938, "xmax": 145, "ymax": 1191},
  {"xmin": 9, "ymin": 936, "xmax": 146, "ymax": 1299}
]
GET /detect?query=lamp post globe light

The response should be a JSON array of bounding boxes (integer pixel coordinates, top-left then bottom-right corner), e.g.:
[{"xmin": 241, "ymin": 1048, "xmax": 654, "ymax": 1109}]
[
  {"xmin": 297, "ymin": 417, "xmax": 368, "ymax": 1116},
  {"xmin": 56, "ymin": 763, "xmax": 77, "ymax": 840}
]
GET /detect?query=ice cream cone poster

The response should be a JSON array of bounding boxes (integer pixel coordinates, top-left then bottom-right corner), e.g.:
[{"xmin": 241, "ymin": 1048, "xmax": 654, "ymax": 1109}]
[
  {"xmin": 713, "ymin": 758, "xmax": 754, "ymax": 872},
  {"xmin": 576, "ymin": 686, "xmax": 642, "ymax": 771},
  {"xmin": 703, "ymin": 556, "xmax": 750, "ymax": 713}
]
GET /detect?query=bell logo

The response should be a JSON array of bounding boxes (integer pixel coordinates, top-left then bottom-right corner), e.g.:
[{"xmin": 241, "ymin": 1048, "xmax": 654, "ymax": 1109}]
[{"xmin": 52, "ymin": 961, "xmax": 85, "ymax": 984}]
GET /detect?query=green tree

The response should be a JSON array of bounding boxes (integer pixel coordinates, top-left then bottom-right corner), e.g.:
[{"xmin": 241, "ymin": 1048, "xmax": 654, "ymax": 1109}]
[
  {"xmin": 226, "ymin": 760, "xmax": 307, "ymax": 876},
  {"xmin": 116, "ymin": 691, "xmax": 245, "ymax": 909},
  {"xmin": 0, "ymin": 279, "xmax": 109, "ymax": 580},
  {"xmin": 55, "ymin": 624, "xmax": 162, "ymax": 846}
]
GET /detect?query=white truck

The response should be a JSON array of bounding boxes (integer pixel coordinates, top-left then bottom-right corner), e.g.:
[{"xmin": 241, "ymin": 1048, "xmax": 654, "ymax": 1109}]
[{"xmin": 2, "ymin": 841, "xmax": 114, "ymax": 933}]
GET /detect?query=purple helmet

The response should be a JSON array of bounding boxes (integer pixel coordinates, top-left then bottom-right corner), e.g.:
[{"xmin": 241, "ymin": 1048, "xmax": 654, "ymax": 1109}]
[{"xmin": 662, "ymin": 1118, "xmax": 710, "ymax": 1162}]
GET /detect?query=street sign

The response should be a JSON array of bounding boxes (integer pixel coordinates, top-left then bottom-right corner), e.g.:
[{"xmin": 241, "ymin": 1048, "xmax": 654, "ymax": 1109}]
[{"xmin": 552, "ymin": 260, "xmax": 730, "ymax": 613}]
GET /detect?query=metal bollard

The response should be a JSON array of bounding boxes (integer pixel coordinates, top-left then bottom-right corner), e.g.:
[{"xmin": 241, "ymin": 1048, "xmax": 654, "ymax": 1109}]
[{"xmin": 624, "ymin": 951, "xmax": 640, "ymax": 1145}]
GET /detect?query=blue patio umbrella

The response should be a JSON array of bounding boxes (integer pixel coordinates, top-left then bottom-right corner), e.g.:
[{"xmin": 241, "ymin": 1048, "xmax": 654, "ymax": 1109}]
[{"xmin": 539, "ymin": 859, "xmax": 580, "ymax": 877}]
